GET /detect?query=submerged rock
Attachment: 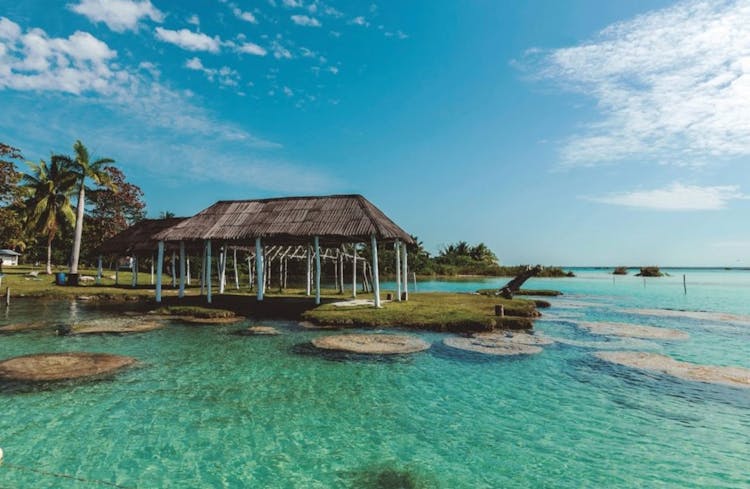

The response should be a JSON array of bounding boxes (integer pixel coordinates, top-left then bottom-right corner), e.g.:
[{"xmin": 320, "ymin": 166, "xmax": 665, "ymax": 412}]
[
  {"xmin": 595, "ymin": 351, "xmax": 750, "ymax": 389},
  {"xmin": 312, "ymin": 334, "xmax": 430, "ymax": 355},
  {"xmin": 443, "ymin": 336, "xmax": 543, "ymax": 356},
  {"xmin": 618, "ymin": 308, "xmax": 750, "ymax": 326},
  {"xmin": 0, "ymin": 321, "xmax": 52, "ymax": 333},
  {"xmin": 0, "ymin": 352, "xmax": 136, "ymax": 382},
  {"xmin": 576, "ymin": 321, "xmax": 688, "ymax": 340},
  {"xmin": 473, "ymin": 331, "xmax": 555, "ymax": 345},
  {"xmin": 70, "ymin": 317, "xmax": 164, "ymax": 334},
  {"xmin": 244, "ymin": 326, "xmax": 281, "ymax": 335}
]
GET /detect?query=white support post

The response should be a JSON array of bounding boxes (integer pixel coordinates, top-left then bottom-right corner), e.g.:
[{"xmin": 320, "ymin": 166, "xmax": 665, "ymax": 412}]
[
  {"xmin": 206, "ymin": 240, "xmax": 212, "ymax": 304},
  {"xmin": 150, "ymin": 254, "xmax": 154, "ymax": 285},
  {"xmin": 131, "ymin": 256, "xmax": 138, "ymax": 288},
  {"xmin": 333, "ymin": 257, "xmax": 339, "ymax": 292},
  {"xmin": 171, "ymin": 251, "xmax": 176, "ymax": 288},
  {"xmin": 371, "ymin": 235, "xmax": 381, "ymax": 308},
  {"xmin": 155, "ymin": 241, "xmax": 164, "ymax": 303},
  {"xmin": 233, "ymin": 248, "xmax": 240, "ymax": 290},
  {"xmin": 217, "ymin": 245, "xmax": 225, "ymax": 294},
  {"xmin": 178, "ymin": 241, "xmax": 186, "ymax": 299},
  {"xmin": 395, "ymin": 240, "xmax": 402, "ymax": 301},
  {"xmin": 255, "ymin": 238, "xmax": 264, "ymax": 301},
  {"xmin": 187, "ymin": 257, "xmax": 191, "ymax": 285},
  {"xmin": 247, "ymin": 255, "xmax": 253, "ymax": 289},
  {"xmin": 96, "ymin": 255, "xmax": 102, "ymax": 285},
  {"xmin": 306, "ymin": 247, "xmax": 312, "ymax": 296},
  {"xmin": 338, "ymin": 249, "xmax": 344, "ymax": 294},
  {"xmin": 352, "ymin": 244, "xmax": 357, "ymax": 298},
  {"xmin": 314, "ymin": 236, "xmax": 321, "ymax": 305},
  {"xmin": 401, "ymin": 242, "xmax": 409, "ymax": 301}
]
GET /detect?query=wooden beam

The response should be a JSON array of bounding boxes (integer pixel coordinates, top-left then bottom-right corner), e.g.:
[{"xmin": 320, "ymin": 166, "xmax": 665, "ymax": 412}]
[
  {"xmin": 401, "ymin": 241, "xmax": 409, "ymax": 301},
  {"xmin": 233, "ymin": 248, "xmax": 240, "ymax": 290},
  {"xmin": 371, "ymin": 235, "xmax": 381, "ymax": 308},
  {"xmin": 155, "ymin": 242, "xmax": 164, "ymax": 303},
  {"xmin": 255, "ymin": 237, "xmax": 263, "ymax": 301},
  {"xmin": 314, "ymin": 236, "xmax": 321, "ymax": 305},
  {"xmin": 352, "ymin": 244, "xmax": 357, "ymax": 298},
  {"xmin": 178, "ymin": 241, "xmax": 186, "ymax": 299}
]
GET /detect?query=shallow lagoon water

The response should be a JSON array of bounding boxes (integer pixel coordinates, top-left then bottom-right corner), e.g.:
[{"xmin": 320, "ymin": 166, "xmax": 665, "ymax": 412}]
[{"xmin": 1, "ymin": 269, "xmax": 749, "ymax": 488}]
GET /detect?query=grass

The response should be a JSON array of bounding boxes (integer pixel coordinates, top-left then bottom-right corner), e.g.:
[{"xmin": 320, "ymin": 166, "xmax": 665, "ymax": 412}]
[
  {"xmin": 476, "ymin": 288, "xmax": 562, "ymax": 297},
  {"xmin": 302, "ymin": 292, "xmax": 538, "ymax": 332}
]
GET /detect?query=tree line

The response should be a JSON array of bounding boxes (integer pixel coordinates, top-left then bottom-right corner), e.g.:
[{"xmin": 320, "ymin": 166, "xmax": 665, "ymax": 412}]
[{"xmin": 0, "ymin": 140, "xmax": 145, "ymax": 274}]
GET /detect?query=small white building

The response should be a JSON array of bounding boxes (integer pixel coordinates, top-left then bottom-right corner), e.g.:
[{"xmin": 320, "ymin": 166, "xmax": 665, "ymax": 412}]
[{"xmin": 0, "ymin": 249, "xmax": 21, "ymax": 266}]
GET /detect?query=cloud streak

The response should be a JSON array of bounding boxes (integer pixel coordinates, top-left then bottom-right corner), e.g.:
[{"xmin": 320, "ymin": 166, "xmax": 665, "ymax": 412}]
[
  {"xmin": 534, "ymin": 0, "xmax": 750, "ymax": 167},
  {"xmin": 586, "ymin": 182, "xmax": 747, "ymax": 210},
  {"xmin": 69, "ymin": 0, "xmax": 163, "ymax": 32}
]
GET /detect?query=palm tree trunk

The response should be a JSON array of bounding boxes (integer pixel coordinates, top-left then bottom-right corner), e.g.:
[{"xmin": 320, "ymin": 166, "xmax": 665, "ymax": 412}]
[
  {"xmin": 70, "ymin": 183, "xmax": 85, "ymax": 274},
  {"xmin": 46, "ymin": 234, "xmax": 53, "ymax": 275}
]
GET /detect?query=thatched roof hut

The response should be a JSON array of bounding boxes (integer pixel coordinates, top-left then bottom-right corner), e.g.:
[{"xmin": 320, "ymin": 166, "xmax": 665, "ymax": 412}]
[
  {"xmin": 152, "ymin": 195, "xmax": 413, "ymax": 246},
  {"xmin": 98, "ymin": 218, "xmax": 186, "ymax": 254}
]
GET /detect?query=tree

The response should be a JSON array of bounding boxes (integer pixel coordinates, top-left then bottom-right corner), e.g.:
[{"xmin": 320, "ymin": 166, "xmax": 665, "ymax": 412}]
[
  {"xmin": 0, "ymin": 142, "xmax": 29, "ymax": 251},
  {"xmin": 62, "ymin": 140, "xmax": 115, "ymax": 274},
  {"xmin": 1, "ymin": 142, "xmax": 23, "ymax": 205},
  {"xmin": 159, "ymin": 211, "xmax": 176, "ymax": 219},
  {"xmin": 81, "ymin": 166, "xmax": 146, "ymax": 261},
  {"xmin": 22, "ymin": 157, "xmax": 76, "ymax": 274}
]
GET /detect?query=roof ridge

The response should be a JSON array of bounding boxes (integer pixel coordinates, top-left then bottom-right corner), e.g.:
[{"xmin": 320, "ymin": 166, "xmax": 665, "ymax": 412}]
[{"xmin": 213, "ymin": 194, "xmax": 364, "ymax": 204}]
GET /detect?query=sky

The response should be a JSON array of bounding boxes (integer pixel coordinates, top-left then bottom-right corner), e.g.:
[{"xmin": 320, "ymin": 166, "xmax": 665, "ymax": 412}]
[{"xmin": 1, "ymin": 0, "xmax": 749, "ymax": 266}]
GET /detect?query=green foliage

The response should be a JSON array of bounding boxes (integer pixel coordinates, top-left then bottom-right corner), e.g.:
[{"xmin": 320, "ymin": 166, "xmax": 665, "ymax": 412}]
[
  {"xmin": 636, "ymin": 266, "xmax": 663, "ymax": 277},
  {"xmin": 302, "ymin": 292, "xmax": 538, "ymax": 332},
  {"xmin": 613, "ymin": 266, "xmax": 629, "ymax": 275}
]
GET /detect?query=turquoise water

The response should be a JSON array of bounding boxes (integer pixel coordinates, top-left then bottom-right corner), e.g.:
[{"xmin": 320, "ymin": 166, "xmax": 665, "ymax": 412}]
[{"xmin": 1, "ymin": 269, "xmax": 749, "ymax": 488}]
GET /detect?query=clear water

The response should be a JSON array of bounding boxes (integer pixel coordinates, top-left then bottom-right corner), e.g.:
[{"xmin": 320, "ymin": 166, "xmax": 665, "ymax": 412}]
[{"xmin": 1, "ymin": 269, "xmax": 749, "ymax": 488}]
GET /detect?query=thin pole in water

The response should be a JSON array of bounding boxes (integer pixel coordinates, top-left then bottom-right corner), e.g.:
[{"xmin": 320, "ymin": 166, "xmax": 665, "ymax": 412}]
[
  {"xmin": 683, "ymin": 274, "xmax": 687, "ymax": 295},
  {"xmin": 5, "ymin": 287, "xmax": 10, "ymax": 306}
]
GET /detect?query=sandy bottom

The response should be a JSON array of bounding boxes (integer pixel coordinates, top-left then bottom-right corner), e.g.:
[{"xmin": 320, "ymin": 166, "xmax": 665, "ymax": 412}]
[
  {"xmin": 619, "ymin": 308, "xmax": 750, "ymax": 325},
  {"xmin": 595, "ymin": 351, "xmax": 750, "ymax": 389},
  {"xmin": 0, "ymin": 352, "xmax": 137, "ymax": 382},
  {"xmin": 72, "ymin": 317, "xmax": 164, "ymax": 334},
  {"xmin": 245, "ymin": 326, "xmax": 281, "ymax": 335},
  {"xmin": 543, "ymin": 335, "xmax": 661, "ymax": 351},
  {"xmin": 576, "ymin": 321, "xmax": 688, "ymax": 340},
  {"xmin": 329, "ymin": 299, "xmax": 391, "ymax": 308},
  {"xmin": 0, "ymin": 321, "xmax": 51, "ymax": 332},
  {"xmin": 177, "ymin": 316, "xmax": 245, "ymax": 325},
  {"xmin": 443, "ymin": 336, "xmax": 543, "ymax": 356},
  {"xmin": 312, "ymin": 334, "xmax": 430, "ymax": 354}
]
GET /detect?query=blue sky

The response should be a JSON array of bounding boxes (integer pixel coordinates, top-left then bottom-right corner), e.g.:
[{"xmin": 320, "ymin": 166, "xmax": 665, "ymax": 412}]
[{"xmin": 1, "ymin": 0, "xmax": 749, "ymax": 266}]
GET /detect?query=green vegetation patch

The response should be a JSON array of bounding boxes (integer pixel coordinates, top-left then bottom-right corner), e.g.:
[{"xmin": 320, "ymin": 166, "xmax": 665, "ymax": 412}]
[
  {"xmin": 154, "ymin": 306, "xmax": 236, "ymax": 319},
  {"xmin": 476, "ymin": 288, "xmax": 562, "ymax": 297},
  {"xmin": 636, "ymin": 266, "xmax": 663, "ymax": 277},
  {"xmin": 302, "ymin": 292, "xmax": 537, "ymax": 332}
]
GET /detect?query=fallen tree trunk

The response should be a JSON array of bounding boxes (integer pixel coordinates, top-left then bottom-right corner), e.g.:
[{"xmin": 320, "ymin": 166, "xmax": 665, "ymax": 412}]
[{"xmin": 497, "ymin": 265, "xmax": 543, "ymax": 299}]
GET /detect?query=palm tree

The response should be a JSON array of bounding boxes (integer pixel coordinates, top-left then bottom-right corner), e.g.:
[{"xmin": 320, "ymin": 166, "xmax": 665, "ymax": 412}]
[
  {"xmin": 63, "ymin": 140, "xmax": 115, "ymax": 275},
  {"xmin": 22, "ymin": 157, "xmax": 76, "ymax": 274}
]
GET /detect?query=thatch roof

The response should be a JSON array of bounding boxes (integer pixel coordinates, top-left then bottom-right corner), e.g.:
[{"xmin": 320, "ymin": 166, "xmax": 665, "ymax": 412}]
[
  {"xmin": 98, "ymin": 218, "xmax": 186, "ymax": 254},
  {"xmin": 153, "ymin": 195, "xmax": 414, "ymax": 245}
]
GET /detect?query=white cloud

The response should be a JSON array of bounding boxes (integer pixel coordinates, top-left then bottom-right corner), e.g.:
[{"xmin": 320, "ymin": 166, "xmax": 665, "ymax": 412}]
[
  {"xmin": 154, "ymin": 27, "xmax": 221, "ymax": 53},
  {"xmin": 535, "ymin": 0, "xmax": 750, "ymax": 167},
  {"xmin": 232, "ymin": 7, "xmax": 258, "ymax": 24},
  {"xmin": 328, "ymin": 66, "xmax": 338, "ymax": 74},
  {"xmin": 185, "ymin": 57, "xmax": 239, "ymax": 86},
  {"xmin": 350, "ymin": 16, "xmax": 369, "ymax": 27},
  {"xmin": 587, "ymin": 182, "xmax": 748, "ymax": 210},
  {"xmin": 282, "ymin": 0, "xmax": 302, "ymax": 7},
  {"xmin": 237, "ymin": 42, "xmax": 267, "ymax": 56},
  {"xmin": 69, "ymin": 0, "xmax": 163, "ymax": 33},
  {"xmin": 187, "ymin": 14, "xmax": 200, "ymax": 26},
  {"xmin": 291, "ymin": 15, "xmax": 321, "ymax": 27},
  {"xmin": 270, "ymin": 40, "xmax": 292, "ymax": 59},
  {"xmin": 283, "ymin": 86, "xmax": 293, "ymax": 96}
]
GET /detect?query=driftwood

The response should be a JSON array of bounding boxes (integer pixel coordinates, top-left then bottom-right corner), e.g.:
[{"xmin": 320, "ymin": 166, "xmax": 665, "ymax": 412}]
[{"xmin": 497, "ymin": 265, "xmax": 543, "ymax": 299}]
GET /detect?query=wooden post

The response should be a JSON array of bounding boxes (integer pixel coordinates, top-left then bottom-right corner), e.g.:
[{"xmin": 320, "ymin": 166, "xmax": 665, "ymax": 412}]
[
  {"xmin": 234, "ymin": 248, "xmax": 240, "ymax": 290},
  {"xmin": 352, "ymin": 244, "xmax": 358, "ymax": 299},
  {"xmin": 255, "ymin": 238, "xmax": 264, "ymax": 301},
  {"xmin": 171, "ymin": 251, "xmax": 177, "ymax": 288},
  {"xmin": 395, "ymin": 240, "xmax": 402, "ymax": 302},
  {"xmin": 266, "ymin": 258, "xmax": 272, "ymax": 292},
  {"xmin": 155, "ymin": 241, "xmax": 164, "ymax": 303},
  {"xmin": 683, "ymin": 274, "xmax": 687, "ymax": 295},
  {"xmin": 494, "ymin": 305, "xmax": 504, "ymax": 317},
  {"xmin": 206, "ymin": 240, "xmax": 212, "ymax": 304},
  {"xmin": 338, "ymin": 248, "xmax": 344, "ymax": 294},
  {"xmin": 362, "ymin": 260, "xmax": 369, "ymax": 292},
  {"xmin": 178, "ymin": 241, "xmax": 186, "ymax": 299},
  {"xmin": 306, "ymin": 247, "xmax": 312, "ymax": 296},
  {"xmin": 131, "ymin": 256, "xmax": 138, "ymax": 288},
  {"xmin": 402, "ymin": 242, "xmax": 409, "ymax": 301},
  {"xmin": 371, "ymin": 235, "xmax": 381, "ymax": 308},
  {"xmin": 5, "ymin": 287, "xmax": 9, "ymax": 306},
  {"xmin": 314, "ymin": 236, "xmax": 321, "ymax": 305},
  {"xmin": 96, "ymin": 255, "xmax": 103, "ymax": 285},
  {"xmin": 283, "ymin": 257, "xmax": 288, "ymax": 289}
]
